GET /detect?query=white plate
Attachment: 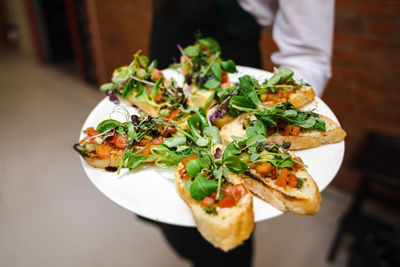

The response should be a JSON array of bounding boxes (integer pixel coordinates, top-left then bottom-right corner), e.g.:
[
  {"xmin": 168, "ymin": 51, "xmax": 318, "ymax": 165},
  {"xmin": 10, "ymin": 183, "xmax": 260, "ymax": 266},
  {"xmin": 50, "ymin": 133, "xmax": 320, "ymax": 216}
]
[{"xmin": 79, "ymin": 66, "xmax": 344, "ymax": 227}]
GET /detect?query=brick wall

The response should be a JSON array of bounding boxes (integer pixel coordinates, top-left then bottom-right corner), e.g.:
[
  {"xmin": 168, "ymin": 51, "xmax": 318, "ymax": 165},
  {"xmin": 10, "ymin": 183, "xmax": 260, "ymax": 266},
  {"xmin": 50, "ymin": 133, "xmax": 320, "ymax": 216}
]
[
  {"xmin": 260, "ymin": 0, "xmax": 400, "ymax": 193},
  {"xmin": 91, "ymin": 0, "xmax": 400, "ymax": 193}
]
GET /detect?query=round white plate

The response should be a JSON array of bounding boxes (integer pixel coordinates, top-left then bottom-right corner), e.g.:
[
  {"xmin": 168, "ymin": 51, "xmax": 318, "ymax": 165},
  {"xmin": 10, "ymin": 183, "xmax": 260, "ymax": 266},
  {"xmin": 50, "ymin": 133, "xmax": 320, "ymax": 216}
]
[{"xmin": 79, "ymin": 66, "xmax": 344, "ymax": 227}]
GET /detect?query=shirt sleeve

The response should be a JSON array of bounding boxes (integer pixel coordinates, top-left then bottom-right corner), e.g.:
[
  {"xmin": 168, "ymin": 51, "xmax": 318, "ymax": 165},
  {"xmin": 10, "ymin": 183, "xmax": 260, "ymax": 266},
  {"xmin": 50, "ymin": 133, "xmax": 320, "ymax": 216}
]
[{"xmin": 270, "ymin": 0, "xmax": 334, "ymax": 97}]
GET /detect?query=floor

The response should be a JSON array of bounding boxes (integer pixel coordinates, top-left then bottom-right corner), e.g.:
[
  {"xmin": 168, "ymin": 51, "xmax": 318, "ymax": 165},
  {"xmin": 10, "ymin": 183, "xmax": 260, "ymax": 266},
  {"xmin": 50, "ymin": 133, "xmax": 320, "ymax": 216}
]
[{"xmin": 0, "ymin": 51, "xmax": 352, "ymax": 267}]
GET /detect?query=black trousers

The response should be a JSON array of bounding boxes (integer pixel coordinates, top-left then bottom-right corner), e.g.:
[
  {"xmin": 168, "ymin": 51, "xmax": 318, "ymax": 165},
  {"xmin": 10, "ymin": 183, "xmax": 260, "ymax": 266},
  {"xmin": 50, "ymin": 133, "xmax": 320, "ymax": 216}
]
[
  {"xmin": 139, "ymin": 216, "xmax": 253, "ymax": 267},
  {"xmin": 148, "ymin": 2, "xmax": 261, "ymax": 266}
]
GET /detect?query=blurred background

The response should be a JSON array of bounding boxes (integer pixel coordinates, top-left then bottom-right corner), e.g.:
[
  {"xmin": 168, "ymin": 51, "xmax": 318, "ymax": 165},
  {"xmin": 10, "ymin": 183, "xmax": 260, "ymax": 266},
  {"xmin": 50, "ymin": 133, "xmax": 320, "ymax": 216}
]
[{"xmin": 1, "ymin": 0, "xmax": 399, "ymax": 266}]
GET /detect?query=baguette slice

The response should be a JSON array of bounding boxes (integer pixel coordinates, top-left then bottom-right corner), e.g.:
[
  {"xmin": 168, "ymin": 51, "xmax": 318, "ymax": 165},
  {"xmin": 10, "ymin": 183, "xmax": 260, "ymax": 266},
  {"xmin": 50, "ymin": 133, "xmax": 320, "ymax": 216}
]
[
  {"xmin": 207, "ymin": 88, "xmax": 315, "ymax": 129},
  {"xmin": 174, "ymin": 163, "xmax": 254, "ymax": 252},
  {"xmin": 241, "ymin": 153, "xmax": 321, "ymax": 215},
  {"xmin": 262, "ymin": 86, "xmax": 315, "ymax": 108},
  {"xmin": 74, "ymin": 143, "xmax": 154, "ymax": 170},
  {"xmin": 220, "ymin": 113, "xmax": 346, "ymax": 150}
]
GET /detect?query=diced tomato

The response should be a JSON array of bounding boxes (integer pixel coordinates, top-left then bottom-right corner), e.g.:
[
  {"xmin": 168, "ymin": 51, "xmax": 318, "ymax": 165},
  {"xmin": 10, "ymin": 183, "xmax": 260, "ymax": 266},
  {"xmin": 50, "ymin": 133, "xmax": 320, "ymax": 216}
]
[
  {"xmin": 218, "ymin": 194, "xmax": 236, "ymax": 208},
  {"xmin": 190, "ymin": 154, "xmax": 198, "ymax": 159},
  {"xmin": 160, "ymin": 125, "xmax": 177, "ymax": 137},
  {"xmin": 276, "ymin": 168, "xmax": 288, "ymax": 188},
  {"xmin": 138, "ymin": 138, "xmax": 150, "ymax": 146},
  {"xmin": 282, "ymin": 125, "xmax": 301, "ymax": 136},
  {"xmin": 87, "ymin": 127, "xmax": 100, "ymax": 137},
  {"xmin": 265, "ymin": 93, "xmax": 278, "ymax": 102},
  {"xmin": 154, "ymin": 92, "xmax": 163, "ymax": 103},
  {"xmin": 290, "ymin": 125, "xmax": 301, "ymax": 136},
  {"xmin": 268, "ymin": 168, "xmax": 277, "ymax": 179},
  {"xmin": 254, "ymin": 162, "xmax": 274, "ymax": 177},
  {"xmin": 95, "ymin": 144, "xmax": 111, "ymax": 159},
  {"xmin": 221, "ymin": 73, "xmax": 228, "ymax": 84},
  {"xmin": 168, "ymin": 109, "xmax": 180, "ymax": 120},
  {"xmin": 277, "ymin": 119, "xmax": 287, "ymax": 129},
  {"xmin": 224, "ymin": 184, "xmax": 247, "ymax": 201},
  {"xmin": 152, "ymin": 68, "xmax": 163, "ymax": 82},
  {"xmin": 201, "ymin": 196, "xmax": 215, "ymax": 208},
  {"xmin": 151, "ymin": 137, "xmax": 163, "ymax": 145},
  {"xmin": 293, "ymin": 157, "xmax": 304, "ymax": 170},
  {"xmin": 183, "ymin": 173, "xmax": 190, "ymax": 181},
  {"xmin": 178, "ymin": 167, "xmax": 186, "ymax": 176},
  {"xmin": 114, "ymin": 135, "xmax": 128, "ymax": 149},
  {"xmin": 288, "ymin": 173, "xmax": 298, "ymax": 187},
  {"xmin": 106, "ymin": 133, "xmax": 117, "ymax": 144}
]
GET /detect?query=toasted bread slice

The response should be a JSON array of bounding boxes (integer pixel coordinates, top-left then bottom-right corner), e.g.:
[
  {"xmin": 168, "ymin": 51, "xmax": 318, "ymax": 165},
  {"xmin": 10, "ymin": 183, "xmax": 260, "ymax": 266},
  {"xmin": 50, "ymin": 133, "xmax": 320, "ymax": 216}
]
[
  {"xmin": 220, "ymin": 113, "xmax": 346, "ymax": 150},
  {"xmin": 262, "ymin": 86, "xmax": 315, "ymax": 108},
  {"xmin": 240, "ymin": 158, "xmax": 321, "ymax": 215},
  {"xmin": 75, "ymin": 143, "xmax": 155, "ymax": 170},
  {"xmin": 174, "ymin": 163, "xmax": 254, "ymax": 252}
]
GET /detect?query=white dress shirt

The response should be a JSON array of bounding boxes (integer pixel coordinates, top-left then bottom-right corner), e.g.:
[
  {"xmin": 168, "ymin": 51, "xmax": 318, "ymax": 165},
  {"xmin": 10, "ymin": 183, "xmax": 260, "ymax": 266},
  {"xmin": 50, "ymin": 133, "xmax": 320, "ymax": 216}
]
[{"xmin": 238, "ymin": 0, "xmax": 334, "ymax": 96}]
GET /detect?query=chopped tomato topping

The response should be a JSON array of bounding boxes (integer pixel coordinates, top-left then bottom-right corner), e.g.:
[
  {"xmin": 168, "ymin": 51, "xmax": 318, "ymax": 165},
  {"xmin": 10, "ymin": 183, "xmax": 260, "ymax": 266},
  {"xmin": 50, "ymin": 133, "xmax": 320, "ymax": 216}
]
[
  {"xmin": 293, "ymin": 157, "xmax": 304, "ymax": 170},
  {"xmin": 253, "ymin": 162, "xmax": 274, "ymax": 177},
  {"xmin": 138, "ymin": 138, "xmax": 150, "ymax": 146},
  {"xmin": 154, "ymin": 92, "xmax": 163, "ymax": 103},
  {"xmin": 160, "ymin": 124, "xmax": 177, "ymax": 137},
  {"xmin": 106, "ymin": 133, "xmax": 117, "ymax": 144},
  {"xmin": 181, "ymin": 154, "xmax": 197, "ymax": 168},
  {"xmin": 221, "ymin": 73, "xmax": 228, "ymax": 84},
  {"xmin": 282, "ymin": 125, "xmax": 301, "ymax": 136},
  {"xmin": 288, "ymin": 173, "xmax": 298, "ymax": 187},
  {"xmin": 276, "ymin": 168, "xmax": 288, "ymax": 188},
  {"xmin": 87, "ymin": 127, "xmax": 100, "ymax": 137},
  {"xmin": 152, "ymin": 68, "xmax": 163, "ymax": 82},
  {"xmin": 201, "ymin": 196, "xmax": 215, "ymax": 208},
  {"xmin": 95, "ymin": 144, "xmax": 111, "ymax": 159},
  {"xmin": 141, "ymin": 137, "xmax": 164, "ymax": 156},
  {"xmin": 114, "ymin": 135, "xmax": 128, "ymax": 149},
  {"xmin": 218, "ymin": 194, "xmax": 236, "ymax": 208},
  {"xmin": 168, "ymin": 109, "xmax": 180, "ymax": 120},
  {"xmin": 183, "ymin": 173, "xmax": 190, "ymax": 182},
  {"xmin": 224, "ymin": 184, "xmax": 247, "ymax": 200}
]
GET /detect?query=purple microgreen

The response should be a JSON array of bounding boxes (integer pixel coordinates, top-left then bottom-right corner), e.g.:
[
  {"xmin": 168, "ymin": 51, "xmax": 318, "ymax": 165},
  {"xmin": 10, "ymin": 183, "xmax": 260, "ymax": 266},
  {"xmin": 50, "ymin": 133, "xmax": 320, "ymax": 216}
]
[
  {"xmin": 177, "ymin": 44, "xmax": 193, "ymax": 66},
  {"xmin": 214, "ymin": 147, "xmax": 222, "ymax": 159}
]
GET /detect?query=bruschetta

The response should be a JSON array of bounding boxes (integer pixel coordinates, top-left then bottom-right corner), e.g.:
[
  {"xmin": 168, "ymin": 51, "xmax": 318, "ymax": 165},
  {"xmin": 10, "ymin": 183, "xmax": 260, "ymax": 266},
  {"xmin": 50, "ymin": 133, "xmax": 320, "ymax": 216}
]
[{"xmin": 175, "ymin": 155, "xmax": 254, "ymax": 251}]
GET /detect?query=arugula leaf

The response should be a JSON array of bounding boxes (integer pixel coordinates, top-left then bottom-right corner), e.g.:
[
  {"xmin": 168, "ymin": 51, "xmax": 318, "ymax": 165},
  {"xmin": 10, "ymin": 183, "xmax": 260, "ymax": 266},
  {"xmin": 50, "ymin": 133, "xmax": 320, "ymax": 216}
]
[
  {"xmin": 224, "ymin": 155, "xmax": 249, "ymax": 174},
  {"xmin": 96, "ymin": 119, "xmax": 122, "ymax": 133},
  {"xmin": 198, "ymin": 151, "xmax": 212, "ymax": 170},
  {"xmin": 186, "ymin": 158, "xmax": 202, "ymax": 179},
  {"xmin": 164, "ymin": 136, "xmax": 186, "ymax": 148},
  {"xmin": 238, "ymin": 75, "xmax": 261, "ymax": 107},
  {"xmin": 100, "ymin": 83, "xmax": 115, "ymax": 93},
  {"xmin": 135, "ymin": 85, "xmax": 149, "ymax": 102},
  {"xmin": 246, "ymin": 120, "xmax": 267, "ymax": 138},
  {"xmin": 220, "ymin": 60, "xmax": 237, "ymax": 73},
  {"xmin": 203, "ymin": 126, "xmax": 222, "ymax": 144},
  {"xmin": 223, "ymin": 142, "xmax": 241, "ymax": 161},
  {"xmin": 150, "ymin": 76, "xmax": 163, "ymax": 99},
  {"xmin": 277, "ymin": 67, "xmax": 294, "ymax": 82},
  {"xmin": 204, "ymin": 77, "xmax": 221, "ymax": 89},
  {"xmin": 139, "ymin": 55, "xmax": 149, "ymax": 68},
  {"xmin": 198, "ymin": 38, "xmax": 221, "ymax": 54},
  {"xmin": 147, "ymin": 60, "xmax": 157, "ymax": 71},
  {"xmin": 151, "ymin": 145, "xmax": 188, "ymax": 168},
  {"xmin": 189, "ymin": 173, "xmax": 218, "ymax": 201},
  {"xmin": 184, "ymin": 45, "xmax": 200, "ymax": 57},
  {"xmin": 126, "ymin": 154, "xmax": 148, "ymax": 170},
  {"xmin": 211, "ymin": 62, "xmax": 221, "ymax": 81}
]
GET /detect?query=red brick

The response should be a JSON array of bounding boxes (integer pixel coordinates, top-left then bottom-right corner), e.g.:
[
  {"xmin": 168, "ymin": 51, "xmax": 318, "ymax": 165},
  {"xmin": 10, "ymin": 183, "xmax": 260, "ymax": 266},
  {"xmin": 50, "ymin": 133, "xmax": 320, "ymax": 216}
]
[
  {"xmin": 360, "ymin": 54, "xmax": 391, "ymax": 72},
  {"xmin": 356, "ymin": 0, "xmax": 400, "ymax": 17},
  {"xmin": 367, "ymin": 18, "xmax": 397, "ymax": 35},
  {"xmin": 334, "ymin": 33, "xmax": 357, "ymax": 49},
  {"xmin": 354, "ymin": 36, "xmax": 400, "ymax": 54},
  {"xmin": 335, "ymin": 15, "xmax": 366, "ymax": 34},
  {"xmin": 333, "ymin": 49, "xmax": 360, "ymax": 66},
  {"xmin": 336, "ymin": 0, "xmax": 354, "ymax": 12}
]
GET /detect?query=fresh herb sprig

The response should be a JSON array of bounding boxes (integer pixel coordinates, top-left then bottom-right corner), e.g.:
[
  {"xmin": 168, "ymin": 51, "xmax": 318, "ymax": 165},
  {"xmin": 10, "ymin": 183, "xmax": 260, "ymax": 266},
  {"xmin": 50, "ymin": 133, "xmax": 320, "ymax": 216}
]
[{"xmin": 180, "ymin": 37, "xmax": 237, "ymax": 90}]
